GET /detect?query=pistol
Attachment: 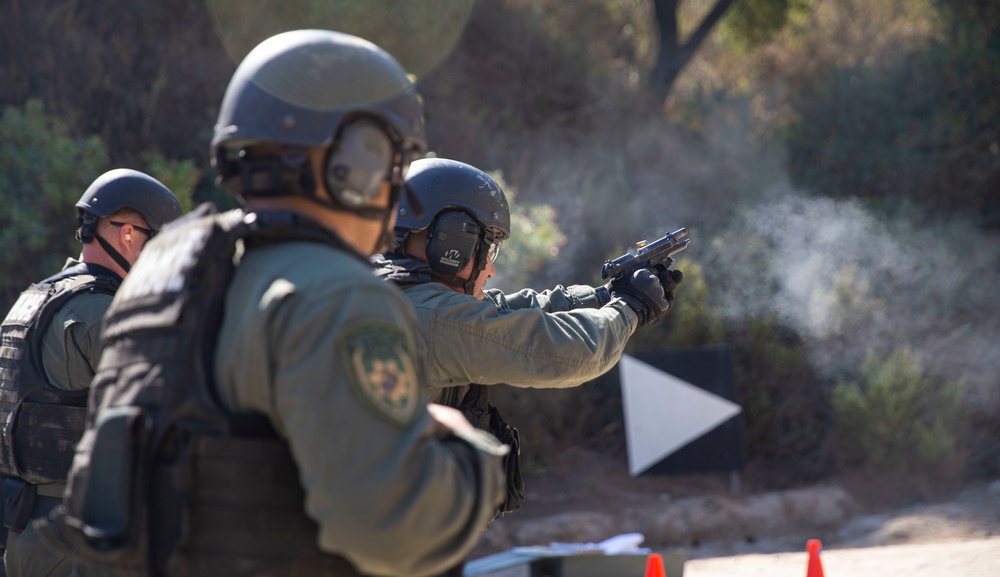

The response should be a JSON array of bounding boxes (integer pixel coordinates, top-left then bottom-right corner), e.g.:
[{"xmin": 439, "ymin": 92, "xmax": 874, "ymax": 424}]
[{"xmin": 601, "ymin": 228, "xmax": 691, "ymax": 280}]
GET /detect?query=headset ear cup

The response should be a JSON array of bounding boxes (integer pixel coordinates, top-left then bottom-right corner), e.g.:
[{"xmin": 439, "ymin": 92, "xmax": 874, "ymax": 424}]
[
  {"xmin": 76, "ymin": 212, "xmax": 96, "ymax": 244},
  {"xmin": 324, "ymin": 120, "xmax": 395, "ymax": 208},
  {"xmin": 426, "ymin": 211, "xmax": 481, "ymax": 275}
]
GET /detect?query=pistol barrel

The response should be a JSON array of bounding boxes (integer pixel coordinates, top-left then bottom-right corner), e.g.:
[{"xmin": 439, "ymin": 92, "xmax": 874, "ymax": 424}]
[{"xmin": 601, "ymin": 228, "xmax": 691, "ymax": 280}]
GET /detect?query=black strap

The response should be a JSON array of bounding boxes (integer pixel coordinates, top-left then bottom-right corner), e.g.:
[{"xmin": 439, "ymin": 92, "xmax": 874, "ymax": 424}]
[{"xmin": 94, "ymin": 233, "xmax": 133, "ymax": 274}]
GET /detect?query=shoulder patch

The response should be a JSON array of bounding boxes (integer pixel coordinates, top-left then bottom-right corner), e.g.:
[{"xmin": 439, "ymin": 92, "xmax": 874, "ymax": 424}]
[{"xmin": 339, "ymin": 321, "xmax": 420, "ymax": 427}]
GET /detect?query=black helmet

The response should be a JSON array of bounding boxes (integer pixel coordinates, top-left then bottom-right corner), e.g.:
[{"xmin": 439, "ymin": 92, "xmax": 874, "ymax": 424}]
[
  {"xmin": 76, "ymin": 168, "xmax": 182, "ymax": 240},
  {"xmin": 395, "ymin": 158, "xmax": 510, "ymax": 293},
  {"xmin": 396, "ymin": 158, "xmax": 511, "ymax": 240},
  {"xmin": 211, "ymin": 29, "xmax": 426, "ymax": 189}
]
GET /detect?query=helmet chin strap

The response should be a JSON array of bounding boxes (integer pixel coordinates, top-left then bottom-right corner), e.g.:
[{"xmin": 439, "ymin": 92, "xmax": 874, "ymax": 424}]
[{"xmin": 94, "ymin": 233, "xmax": 132, "ymax": 273}]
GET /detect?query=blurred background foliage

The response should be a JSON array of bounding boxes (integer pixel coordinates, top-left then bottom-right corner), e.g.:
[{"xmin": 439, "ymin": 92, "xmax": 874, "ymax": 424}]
[
  {"xmin": 1, "ymin": 0, "xmax": 996, "ymax": 493},
  {"xmin": 834, "ymin": 347, "xmax": 963, "ymax": 475}
]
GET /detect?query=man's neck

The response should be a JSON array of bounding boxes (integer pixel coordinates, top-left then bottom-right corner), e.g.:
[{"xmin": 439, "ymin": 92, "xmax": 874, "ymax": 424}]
[
  {"xmin": 245, "ymin": 196, "xmax": 381, "ymax": 256},
  {"xmin": 79, "ymin": 244, "xmax": 128, "ymax": 279}
]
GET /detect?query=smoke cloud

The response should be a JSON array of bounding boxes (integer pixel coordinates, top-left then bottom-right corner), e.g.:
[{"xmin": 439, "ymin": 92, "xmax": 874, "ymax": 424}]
[
  {"xmin": 490, "ymin": 101, "xmax": 999, "ymax": 406},
  {"xmin": 714, "ymin": 188, "xmax": 1000, "ymax": 404}
]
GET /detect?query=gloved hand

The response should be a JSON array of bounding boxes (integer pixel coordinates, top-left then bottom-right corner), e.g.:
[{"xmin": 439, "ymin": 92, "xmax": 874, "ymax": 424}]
[
  {"xmin": 608, "ymin": 268, "xmax": 672, "ymax": 326},
  {"xmin": 654, "ymin": 267, "xmax": 684, "ymax": 309}
]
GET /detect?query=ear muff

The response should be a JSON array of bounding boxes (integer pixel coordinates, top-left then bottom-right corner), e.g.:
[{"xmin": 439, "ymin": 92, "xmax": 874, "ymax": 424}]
[
  {"xmin": 426, "ymin": 211, "xmax": 481, "ymax": 275},
  {"xmin": 76, "ymin": 212, "xmax": 97, "ymax": 244},
  {"xmin": 324, "ymin": 119, "xmax": 395, "ymax": 209}
]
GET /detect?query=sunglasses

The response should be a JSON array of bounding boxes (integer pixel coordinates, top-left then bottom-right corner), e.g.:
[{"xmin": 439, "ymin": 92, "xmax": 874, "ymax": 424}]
[
  {"xmin": 110, "ymin": 221, "xmax": 156, "ymax": 238},
  {"xmin": 487, "ymin": 240, "xmax": 502, "ymax": 263}
]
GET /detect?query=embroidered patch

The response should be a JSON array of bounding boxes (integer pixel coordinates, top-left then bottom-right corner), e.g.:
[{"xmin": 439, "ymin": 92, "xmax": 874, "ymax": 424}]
[{"xmin": 339, "ymin": 321, "xmax": 420, "ymax": 427}]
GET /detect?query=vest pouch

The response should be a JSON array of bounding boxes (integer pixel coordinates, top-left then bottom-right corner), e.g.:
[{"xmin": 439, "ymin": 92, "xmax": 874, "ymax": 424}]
[
  {"xmin": 77, "ymin": 405, "xmax": 150, "ymax": 544},
  {"xmin": 13, "ymin": 401, "xmax": 89, "ymax": 485},
  {"xmin": 37, "ymin": 405, "xmax": 154, "ymax": 576},
  {"xmin": 176, "ymin": 435, "xmax": 364, "ymax": 577}
]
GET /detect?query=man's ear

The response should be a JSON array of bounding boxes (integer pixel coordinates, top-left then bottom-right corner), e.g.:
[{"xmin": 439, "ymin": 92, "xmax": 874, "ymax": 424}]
[{"xmin": 119, "ymin": 222, "xmax": 132, "ymax": 244}]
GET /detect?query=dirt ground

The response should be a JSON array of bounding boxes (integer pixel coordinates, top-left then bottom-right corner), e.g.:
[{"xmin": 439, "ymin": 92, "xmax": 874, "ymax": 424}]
[{"xmin": 469, "ymin": 447, "xmax": 1000, "ymax": 576}]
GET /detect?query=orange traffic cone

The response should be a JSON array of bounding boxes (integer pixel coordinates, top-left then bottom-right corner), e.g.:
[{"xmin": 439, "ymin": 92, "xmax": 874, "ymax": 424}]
[
  {"xmin": 806, "ymin": 539, "xmax": 825, "ymax": 577},
  {"xmin": 644, "ymin": 552, "xmax": 666, "ymax": 577}
]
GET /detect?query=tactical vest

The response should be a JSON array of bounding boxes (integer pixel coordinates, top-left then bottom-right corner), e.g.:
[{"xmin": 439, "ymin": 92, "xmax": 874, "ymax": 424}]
[
  {"xmin": 0, "ymin": 263, "xmax": 120, "ymax": 484},
  {"xmin": 372, "ymin": 253, "xmax": 435, "ymax": 286},
  {"xmin": 38, "ymin": 205, "xmax": 366, "ymax": 577}
]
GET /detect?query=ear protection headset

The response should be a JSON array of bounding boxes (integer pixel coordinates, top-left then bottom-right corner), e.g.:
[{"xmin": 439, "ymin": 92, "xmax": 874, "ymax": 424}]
[
  {"xmin": 76, "ymin": 211, "xmax": 98, "ymax": 244},
  {"xmin": 323, "ymin": 118, "xmax": 395, "ymax": 210},
  {"xmin": 426, "ymin": 210, "xmax": 482, "ymax": 276}
]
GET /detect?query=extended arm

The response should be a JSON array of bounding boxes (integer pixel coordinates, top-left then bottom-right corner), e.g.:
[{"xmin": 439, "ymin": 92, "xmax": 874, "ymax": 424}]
[
  {"xmin": 408, "ymin": 284, "xmax": 638, "ymax": 390},
  {"xmin": 485, "ymin": 284, "xmax": 605, "ymax": 313}
]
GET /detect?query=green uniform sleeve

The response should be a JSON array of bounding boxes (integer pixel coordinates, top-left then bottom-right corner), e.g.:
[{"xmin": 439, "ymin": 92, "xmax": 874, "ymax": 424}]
[
  {"xmin": 214, "ymin": 243, "xmax": 505, "ymax": 577},
  {"xmin": 408, "ymin": 283, "xmax": 638, "ymax": 391},
  {"xmin": 41, "ymin": 291, "xmax": 112, "ymax": 391},
  {"xmin": 485, "ymin": 284, "xmax": 603, "ymax": 312}
]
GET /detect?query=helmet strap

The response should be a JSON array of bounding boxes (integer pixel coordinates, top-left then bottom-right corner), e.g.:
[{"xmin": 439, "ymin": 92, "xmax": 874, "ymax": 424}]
[
  {"xmin": 462, "ymin": 237, "xmax": 491, "ymax": 295},
  {"xmin": 94, "ymin": 232, "xmax": 133, "ymax": 274}
]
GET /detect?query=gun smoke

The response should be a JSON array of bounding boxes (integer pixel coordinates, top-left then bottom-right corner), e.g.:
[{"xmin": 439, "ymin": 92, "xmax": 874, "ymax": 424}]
[{"xmin": 491, "ymin": 104, "xmax": 999, "ymax": 409}]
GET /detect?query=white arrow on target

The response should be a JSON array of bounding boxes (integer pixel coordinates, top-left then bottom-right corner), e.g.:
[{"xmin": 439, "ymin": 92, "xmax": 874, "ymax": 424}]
[{"xmin": 619, "ymin": 354, "xmax": 742, "ymax": 477}]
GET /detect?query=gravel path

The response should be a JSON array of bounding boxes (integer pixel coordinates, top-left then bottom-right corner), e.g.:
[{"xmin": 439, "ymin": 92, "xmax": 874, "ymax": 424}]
[
  {"xmin": 684, "ymin": 537, "xmax": 1000, "ymax": 577},
  {"xmin": 470, "ymin": 457, "xmax": 1000, "ymax": 577}
]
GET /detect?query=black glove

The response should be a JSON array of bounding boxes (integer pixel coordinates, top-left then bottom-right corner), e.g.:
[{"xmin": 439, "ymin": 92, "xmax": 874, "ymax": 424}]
[
  {"xmin": 654, "ymin": 266, "xmax": 684, "ymax": 308},
  {"xmin": 609, "ymin": 268, "xmax": 672, "ymax": 326}
]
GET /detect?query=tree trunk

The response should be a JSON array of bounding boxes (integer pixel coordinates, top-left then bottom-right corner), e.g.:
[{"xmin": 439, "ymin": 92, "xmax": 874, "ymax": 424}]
[{"xmin": 650, "ymin": 0, "xmax": 737, "ymax": 101}]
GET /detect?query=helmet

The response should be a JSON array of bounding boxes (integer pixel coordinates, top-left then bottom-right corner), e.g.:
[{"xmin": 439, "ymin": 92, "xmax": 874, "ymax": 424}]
[
  {"xmin": 396, "ymin": 158, "xmax": 510, "ymax": 288},
  {"xmin": 76, "ymin": 168, "xmax": 182, "ymax": 235},
  {"xmin": 396, "ymin": 158, "xmax": 511, "ymax": 240},
  {"xmin": 211, "ymin": 29, "xmax": 426, "ymax": 187}
]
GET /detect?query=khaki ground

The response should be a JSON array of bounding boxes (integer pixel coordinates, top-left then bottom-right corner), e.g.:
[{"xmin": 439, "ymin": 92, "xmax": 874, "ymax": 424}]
[{"xmin": 470, "ymin": 448, "xmax": 1000, "ymax": 577}]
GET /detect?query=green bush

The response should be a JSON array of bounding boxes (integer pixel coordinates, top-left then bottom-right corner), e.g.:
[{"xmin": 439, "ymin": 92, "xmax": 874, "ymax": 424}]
[
  {"xmin": 0, "ymin": 99, "xmax": 108, "ymax": 312},
  {"xmin": 833, "ymin": 346, "xmax": 962, "ymax": 474},
  {"xmin": 492, "ymin": 171, "xmax": 567, "ymax": 291},
  {"xmin": 0, "ymin": 101, "xmax": 207, "ymax": 314},
  {"xmin": 785, "ymin": 4, "xmax": 1000, "ymax": 227}
]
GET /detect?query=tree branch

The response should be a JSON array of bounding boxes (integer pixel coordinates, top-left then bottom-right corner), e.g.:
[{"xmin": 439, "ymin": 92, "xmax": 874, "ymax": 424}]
[{"xmin": 650, "ymin": 0, "xmax": 737, "ymax": 101}]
